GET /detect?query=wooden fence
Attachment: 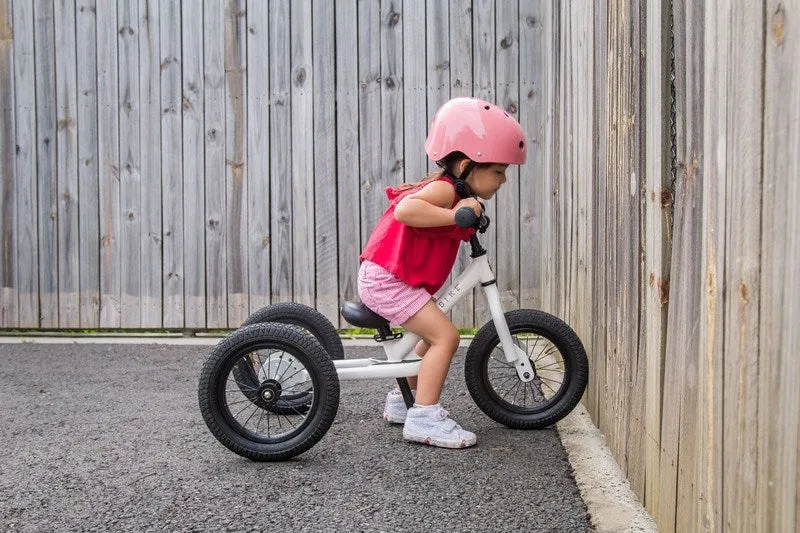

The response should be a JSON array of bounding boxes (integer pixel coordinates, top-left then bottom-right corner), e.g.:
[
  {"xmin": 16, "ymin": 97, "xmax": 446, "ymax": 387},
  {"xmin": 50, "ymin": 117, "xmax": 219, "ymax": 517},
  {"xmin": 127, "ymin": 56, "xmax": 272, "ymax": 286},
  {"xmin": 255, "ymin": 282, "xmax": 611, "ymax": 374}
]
[
  {"xmin": 2, "ymin": 1, "xmax": 799, "ymax": 531},
  {"xmin": 547, "ymin": 1, "xmax": 800, "ymax": 532},
  {"xmin": 0, "ymin": 0, "xmax": 551, "ymax": 331}
]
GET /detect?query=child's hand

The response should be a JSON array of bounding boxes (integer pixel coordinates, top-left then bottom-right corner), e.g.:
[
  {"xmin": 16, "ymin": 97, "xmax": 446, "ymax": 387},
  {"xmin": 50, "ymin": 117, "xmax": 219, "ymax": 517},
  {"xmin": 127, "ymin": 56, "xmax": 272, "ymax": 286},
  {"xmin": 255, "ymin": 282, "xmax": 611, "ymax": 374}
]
[{"xmin": 453, "ymin": 197, "xmax": 484, "ymax": 218}]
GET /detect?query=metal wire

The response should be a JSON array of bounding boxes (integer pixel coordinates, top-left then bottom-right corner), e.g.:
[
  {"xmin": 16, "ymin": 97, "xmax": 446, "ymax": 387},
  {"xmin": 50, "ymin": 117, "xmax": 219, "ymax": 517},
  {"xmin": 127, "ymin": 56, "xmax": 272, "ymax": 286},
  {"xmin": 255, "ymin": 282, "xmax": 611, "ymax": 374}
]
[{"xmin": 668, "ymin": 0, "xmax": 678, "ymax": 230}]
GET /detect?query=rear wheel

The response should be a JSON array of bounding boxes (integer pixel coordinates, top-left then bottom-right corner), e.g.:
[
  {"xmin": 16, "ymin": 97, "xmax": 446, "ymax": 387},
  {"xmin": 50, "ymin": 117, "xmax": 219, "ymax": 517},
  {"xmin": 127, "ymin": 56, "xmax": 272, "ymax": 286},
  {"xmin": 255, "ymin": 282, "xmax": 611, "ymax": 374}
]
[
  {"xmin": 238, "ymin": 302, "xmax": 344, "ymax": 414},
  {"xmin": 198, "ymin": 323, "xmax": 340, "ymax": 461},
  {"xmin": 464, "ymin": 309, "xmax": 588, "ymax": 429},
  {"xmin": 242, "ymin": 302, "xmax": 344, "ymax": 360}
]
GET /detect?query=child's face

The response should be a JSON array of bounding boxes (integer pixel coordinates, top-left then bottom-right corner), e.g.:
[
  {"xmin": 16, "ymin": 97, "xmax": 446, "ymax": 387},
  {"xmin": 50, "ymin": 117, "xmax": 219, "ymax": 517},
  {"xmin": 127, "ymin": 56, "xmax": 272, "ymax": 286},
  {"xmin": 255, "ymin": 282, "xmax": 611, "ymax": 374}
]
[{"xmin": 466, "ymin": 164, "xmax": 509, "ymax": 200}]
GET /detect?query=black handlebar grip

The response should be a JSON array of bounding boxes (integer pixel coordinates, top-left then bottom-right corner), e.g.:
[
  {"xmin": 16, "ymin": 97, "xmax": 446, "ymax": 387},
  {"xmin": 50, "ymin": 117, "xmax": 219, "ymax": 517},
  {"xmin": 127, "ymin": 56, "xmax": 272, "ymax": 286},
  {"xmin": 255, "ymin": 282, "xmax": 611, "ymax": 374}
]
[{"xmin": 455, "ymin": 206, "xmax": 479, "ymax": 228}]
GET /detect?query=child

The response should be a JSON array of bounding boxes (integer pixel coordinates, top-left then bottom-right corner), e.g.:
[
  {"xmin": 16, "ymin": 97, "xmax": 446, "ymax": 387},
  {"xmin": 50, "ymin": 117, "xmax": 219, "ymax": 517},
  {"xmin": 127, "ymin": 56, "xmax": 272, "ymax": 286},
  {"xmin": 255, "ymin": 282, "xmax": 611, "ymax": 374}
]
[{"xmin": 358, "ymin": 97, "xmax": 527, "ymax": 448}]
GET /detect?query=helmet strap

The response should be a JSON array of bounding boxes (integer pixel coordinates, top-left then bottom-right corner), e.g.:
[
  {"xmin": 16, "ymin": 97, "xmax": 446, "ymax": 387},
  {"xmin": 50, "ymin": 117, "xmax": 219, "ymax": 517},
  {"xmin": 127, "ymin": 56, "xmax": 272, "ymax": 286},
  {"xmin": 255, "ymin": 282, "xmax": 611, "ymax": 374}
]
[{"xmin": 444, "ymin": 160, "xmax": 476, "ymax": 199}]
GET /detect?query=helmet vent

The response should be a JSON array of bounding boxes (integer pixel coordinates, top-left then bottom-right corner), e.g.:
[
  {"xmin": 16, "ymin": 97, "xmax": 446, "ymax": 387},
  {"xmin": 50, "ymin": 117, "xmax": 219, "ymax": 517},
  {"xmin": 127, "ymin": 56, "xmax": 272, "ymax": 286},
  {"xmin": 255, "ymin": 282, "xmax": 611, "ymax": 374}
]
[{"xmin": 519, "ymin": 141, "xmax": 524, "ymax": 150}]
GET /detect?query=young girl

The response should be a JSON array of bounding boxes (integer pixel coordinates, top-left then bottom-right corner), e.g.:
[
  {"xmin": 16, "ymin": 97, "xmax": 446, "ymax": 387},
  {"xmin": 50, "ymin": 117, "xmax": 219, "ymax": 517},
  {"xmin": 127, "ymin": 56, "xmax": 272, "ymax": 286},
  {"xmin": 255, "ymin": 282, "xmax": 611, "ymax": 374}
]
[{"xmin": 358, "ymin": 97, "xmax": 527, "ymax": 448}]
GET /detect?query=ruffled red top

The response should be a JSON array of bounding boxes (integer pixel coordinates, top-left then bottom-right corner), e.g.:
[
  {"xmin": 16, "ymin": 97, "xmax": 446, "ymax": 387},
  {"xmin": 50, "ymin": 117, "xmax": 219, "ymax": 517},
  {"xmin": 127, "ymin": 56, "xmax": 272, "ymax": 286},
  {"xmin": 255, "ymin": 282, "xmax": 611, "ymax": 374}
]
[{"xmin": 360, "ymin": 177, "xmax": 475, "ymax": 295}]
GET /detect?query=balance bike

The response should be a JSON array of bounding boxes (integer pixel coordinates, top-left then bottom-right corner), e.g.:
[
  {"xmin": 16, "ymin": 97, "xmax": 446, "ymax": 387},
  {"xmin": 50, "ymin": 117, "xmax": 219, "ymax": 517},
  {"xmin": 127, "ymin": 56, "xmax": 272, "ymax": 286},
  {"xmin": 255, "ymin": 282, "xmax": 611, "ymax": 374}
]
[{"xmin": 198, "ymin": 207, "xmax": 589, "ymax": 461}]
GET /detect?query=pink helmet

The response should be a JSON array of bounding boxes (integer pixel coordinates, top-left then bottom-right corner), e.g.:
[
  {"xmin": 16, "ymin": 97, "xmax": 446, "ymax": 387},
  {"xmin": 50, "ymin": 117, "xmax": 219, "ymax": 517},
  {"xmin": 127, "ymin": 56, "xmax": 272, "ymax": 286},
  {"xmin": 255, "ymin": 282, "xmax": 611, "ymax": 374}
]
[{"xmin": 425, "ymin": 97, "xmax": 527, "ymax": 165}]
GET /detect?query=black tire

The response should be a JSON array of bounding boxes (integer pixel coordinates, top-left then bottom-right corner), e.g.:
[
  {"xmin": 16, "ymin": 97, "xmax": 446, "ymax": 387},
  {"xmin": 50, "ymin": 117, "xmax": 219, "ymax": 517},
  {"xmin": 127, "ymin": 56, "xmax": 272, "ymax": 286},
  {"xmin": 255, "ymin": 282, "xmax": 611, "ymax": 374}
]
[
  {"xmin": 242, "ymin": 302, "xmax": 344, "ymax": 360},
  {"xmin": 464, "ymin": 309, "xmax": 588, "ymax": 429},
  {"xmin": 238, "ymin": 303, "xmax": 343, "ymax": 415},
  {"xmin": 198, "ymin": 323, "xmax": 340, "ymax": 461}
]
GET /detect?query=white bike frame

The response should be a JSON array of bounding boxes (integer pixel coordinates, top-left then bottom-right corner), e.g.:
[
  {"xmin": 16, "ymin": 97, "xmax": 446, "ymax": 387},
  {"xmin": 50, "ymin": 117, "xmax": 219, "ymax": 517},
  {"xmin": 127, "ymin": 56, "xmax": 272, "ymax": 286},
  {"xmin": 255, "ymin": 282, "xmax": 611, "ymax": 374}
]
[{"xmin": 333, "ymin": 253, "xmax": 535, "ymax": 383}]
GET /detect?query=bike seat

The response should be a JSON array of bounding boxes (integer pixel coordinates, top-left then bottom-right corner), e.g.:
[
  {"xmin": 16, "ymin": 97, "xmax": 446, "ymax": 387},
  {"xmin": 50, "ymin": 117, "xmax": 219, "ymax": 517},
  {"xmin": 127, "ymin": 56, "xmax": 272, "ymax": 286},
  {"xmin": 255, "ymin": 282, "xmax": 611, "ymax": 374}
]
[{"xmin": 340, "ymin": 301, "xmax": 390, "ymax": 329}]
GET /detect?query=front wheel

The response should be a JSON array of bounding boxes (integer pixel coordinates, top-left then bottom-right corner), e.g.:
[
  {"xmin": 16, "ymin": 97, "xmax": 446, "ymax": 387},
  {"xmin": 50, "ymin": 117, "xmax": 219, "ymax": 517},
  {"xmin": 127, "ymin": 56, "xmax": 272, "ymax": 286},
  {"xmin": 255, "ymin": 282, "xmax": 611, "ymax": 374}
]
[{"xmin": 464, "ymin": 309, "xmax": 588, "ymax": 429}]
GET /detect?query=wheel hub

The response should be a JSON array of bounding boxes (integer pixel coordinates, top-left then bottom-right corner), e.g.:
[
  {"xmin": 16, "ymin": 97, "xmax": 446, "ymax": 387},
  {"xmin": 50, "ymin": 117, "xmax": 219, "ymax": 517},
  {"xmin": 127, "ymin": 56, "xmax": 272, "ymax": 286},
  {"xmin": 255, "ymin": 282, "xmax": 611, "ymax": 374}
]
[{"xmin": 258, "ymin": 379, "xmax": 282, "ymax": 405}]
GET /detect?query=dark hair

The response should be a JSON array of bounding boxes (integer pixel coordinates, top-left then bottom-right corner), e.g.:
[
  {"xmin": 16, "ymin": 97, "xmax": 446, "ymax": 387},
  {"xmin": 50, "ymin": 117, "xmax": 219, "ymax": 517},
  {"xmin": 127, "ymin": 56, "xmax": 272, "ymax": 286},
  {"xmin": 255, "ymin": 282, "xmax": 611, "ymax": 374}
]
[{"xmin": 393, "ymin": 152, "xmax": 490, "ymax": 190}]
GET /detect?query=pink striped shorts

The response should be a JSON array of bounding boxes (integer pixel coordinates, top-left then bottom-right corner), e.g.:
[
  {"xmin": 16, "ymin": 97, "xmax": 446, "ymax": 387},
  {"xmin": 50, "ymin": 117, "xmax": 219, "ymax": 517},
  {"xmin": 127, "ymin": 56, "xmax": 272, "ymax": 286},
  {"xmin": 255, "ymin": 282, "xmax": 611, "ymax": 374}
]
[{"xmin": 357, "ymin": 260, "xmax": 432, "ymax": 326}]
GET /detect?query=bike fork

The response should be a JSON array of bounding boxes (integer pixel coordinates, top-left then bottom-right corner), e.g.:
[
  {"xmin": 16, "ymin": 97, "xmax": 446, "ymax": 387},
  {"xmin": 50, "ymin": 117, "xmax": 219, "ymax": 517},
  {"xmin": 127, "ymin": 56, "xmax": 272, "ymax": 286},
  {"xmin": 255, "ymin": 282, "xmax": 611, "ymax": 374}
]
[{"xmin": 483, "ymin": 283, "xmax": 535, "ymax": 383}]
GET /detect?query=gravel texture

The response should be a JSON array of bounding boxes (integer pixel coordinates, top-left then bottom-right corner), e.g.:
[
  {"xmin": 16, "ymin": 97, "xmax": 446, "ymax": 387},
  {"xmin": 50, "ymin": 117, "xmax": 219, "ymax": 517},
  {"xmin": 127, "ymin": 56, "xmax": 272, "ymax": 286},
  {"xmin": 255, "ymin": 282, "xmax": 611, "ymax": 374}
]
[{"xmin": 0, "ymin": 342, "xmax": 592, "ymax": 532}]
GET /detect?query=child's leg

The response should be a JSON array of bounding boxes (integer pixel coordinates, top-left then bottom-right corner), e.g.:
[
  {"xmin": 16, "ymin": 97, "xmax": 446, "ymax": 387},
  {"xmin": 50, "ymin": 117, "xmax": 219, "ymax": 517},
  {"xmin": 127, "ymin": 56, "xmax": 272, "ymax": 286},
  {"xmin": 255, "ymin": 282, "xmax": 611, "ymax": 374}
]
[
  {"xmin": 400, "ymin": 300, "xmax": 460, "ymax": 406},
  {"xmin": 402, "ymin": 340, "xmax": 428, "ymax": 390}
]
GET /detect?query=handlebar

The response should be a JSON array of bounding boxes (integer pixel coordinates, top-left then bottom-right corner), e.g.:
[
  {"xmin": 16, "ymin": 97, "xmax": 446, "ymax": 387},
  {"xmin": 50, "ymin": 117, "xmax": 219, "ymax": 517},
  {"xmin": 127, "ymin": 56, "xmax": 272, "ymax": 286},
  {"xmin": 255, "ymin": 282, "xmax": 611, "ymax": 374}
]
[
  {"xmin": 454, "ymin": 206, "xmax": 490, "ymax": 233},
  {"xmin": 454, "ymin": 206, "xmax": 479, "ymax": 228}
]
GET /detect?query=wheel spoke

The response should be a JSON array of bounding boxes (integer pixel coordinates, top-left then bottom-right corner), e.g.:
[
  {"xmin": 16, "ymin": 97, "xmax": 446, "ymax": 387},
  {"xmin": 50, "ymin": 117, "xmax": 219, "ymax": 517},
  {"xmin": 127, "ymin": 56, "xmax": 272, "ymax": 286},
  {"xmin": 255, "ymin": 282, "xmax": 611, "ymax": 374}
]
[
  {"xmin": 539, "ymin": 377, "xmax": 561, "ymax": 395},
  {"xmin": 276, "ymin": 355, "xmax": 296, "ymax": 382},
  {"xmin": 489, "ymin": 354, "xmax": 515, "ymax": 368},
  {"xmin": 269, "ymin": 354, "xmax": 283, "ymax": 381},
  {"xmin": 233, "ymin": 400, "xmax": 254, "ymax": 419},
  {"xmin": 241, "ymin": 403, "xmax": 261, "ymax": 427},
  {"xmin": 534, "ymin": 361, "xmax": 563, "ymax": 371},
  {"xmin": 224, "ymin": 398, "xmax": 261, "ymax": 407},
  {"xmin": 532, "ymin": 344, "xmax": 560, "ymax": 365},
  {"xmin": 501, "ymin": 379, "xmax": 523, "ymax": 402},
  {"xmin": 490, "ymin": 372, "xmax": 519, "ymax": 393},
  {"xmin": 522, "ymin": 378, "xmax": 527, "ymax": 405},
  {"xmin": 539, "ymin": 374, "xmax": 563, "ymax": 386},
  {"xmin": 281, "ymin": 366, "xmax": 307, "ymax": 385}
]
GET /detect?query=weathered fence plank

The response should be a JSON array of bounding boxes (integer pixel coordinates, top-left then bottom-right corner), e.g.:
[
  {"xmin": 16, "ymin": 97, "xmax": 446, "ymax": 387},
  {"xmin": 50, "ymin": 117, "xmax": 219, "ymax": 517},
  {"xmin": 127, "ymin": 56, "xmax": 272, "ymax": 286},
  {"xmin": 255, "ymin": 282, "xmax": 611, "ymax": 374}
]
[
  {"xmin": 291, "ymin": 0, "xmax": 314, "ymax": 308},
  {"xmin": 357, "ymin": 0, "xmax": 383, "ymax": 253},
  {"xmin": 312, "ymin": 0, "xmax": 338, "ymax": 323},
  {"xmin": 643, "ymin": 0, "xmax": 670, "ymax": 518},
  {"xmin": 183, "ymin": 0, "xmax": 206, "ymax": 328},
  {"xmin": 722, "ymin": 2, "xmax": 765, "ymax": 531},
  {"xmin": 495, "ymin": 1, "xmax": 521, "ymax": 314},
  {"xmin": 519, "ymin": 1, "xmax": 545, "ymax": 313},
  {"xmin": 53, "ymin": 0, "xmax": 80, "ymax": 327},
  {"xmin": 224, "ymin": 0, "xmax": 247, "ymax": 324},
  {"xmin": 76, "ymin": 0, "xmax": 99, "ymax": 328},
  {"xmin": 565, "ymin": 0, "xmax": 595, "ymax": 370},
  {"xmin": 12, "ymin": 0, "xmax": 37, "ymax": 328},
  {"xmin": 0, "ymin": 0, "xmax": 16, "ymax": 327},
  {"xmin": 204, "ymin": 0, "xmax": 227, "ymax": 328},
  {"xmin": 472, "ymin": 0, "xmax": 496, "ymax": 325},
  {"xmin": 539, "ymin": 0, "xmax": 558, "ymax": 320},
  {"xmin": 33, "ymin": 0, "xmax": 57, "ymax": 327},
  {"xmin": 97, "ymin": 0, "xmax": 121, "ymax": 327},
  {"xmin": 697, "ymin": 3, "xmax": 728, "ymax": 531},
  {"xmin": 246, "ymin": 0, "xmax": 270, "ymax": 316},
  {"xmin": 402, "ymin": 0, "xmax": 426, "ymax": 182},
  {"xmin": 625, "ymin": 0, "xmax": 646, "ymax": 499},
  {"xmin": 447, "ymin": 0, "xmax": 477, "ymax": 327},
  {"xmin": 448, "ymin": 0, "xmax": 471, "ymax": 101},
  {"xmin": 118, "ymin": 0, "xmax": 141, "ymax": 328},
  {"xmin": 269, "ymin": 0, "xmax": 292, "ymax": 305},
  {"xmin": 588, "ymin": 0, "xmax": 608, "ymax": 432},
  {"xmin": 380, "ymin": 0, "xmax": 404, "ymax": 265},
  {"xmin": 659, "ymin": 1, "xmax": 704, "ymax": 530},
  {"xmin": 160, "ymin": 0, "xmax": 184, "ymax": 328},
  {"xmin": 139, "ymin": 0, "xmax": 163, "ymax": 328},
  {"xmin": 759, "ymin": 2, "xmax": 800, "ymax": 531},
  {"xmin": 335, "ymin": 0, "xmax": 360, "ymax": 324}
]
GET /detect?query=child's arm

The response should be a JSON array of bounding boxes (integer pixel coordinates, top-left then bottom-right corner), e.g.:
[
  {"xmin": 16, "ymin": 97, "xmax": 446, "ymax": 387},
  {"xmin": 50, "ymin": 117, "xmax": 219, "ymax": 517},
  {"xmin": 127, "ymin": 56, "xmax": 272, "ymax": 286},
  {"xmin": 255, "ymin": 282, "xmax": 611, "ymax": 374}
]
[{"xmin": 394, "ymin": 180, "xmax": 482, "ymax": 228}]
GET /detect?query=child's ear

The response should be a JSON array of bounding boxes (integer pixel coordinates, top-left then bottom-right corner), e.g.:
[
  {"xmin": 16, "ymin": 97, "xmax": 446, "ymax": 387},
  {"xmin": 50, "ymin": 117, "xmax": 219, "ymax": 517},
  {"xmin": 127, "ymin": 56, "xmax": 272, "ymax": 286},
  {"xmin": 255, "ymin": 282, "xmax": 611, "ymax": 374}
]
[{"xmin": 456, "ymin": 158, "xmax": 471, "ymax": 176}]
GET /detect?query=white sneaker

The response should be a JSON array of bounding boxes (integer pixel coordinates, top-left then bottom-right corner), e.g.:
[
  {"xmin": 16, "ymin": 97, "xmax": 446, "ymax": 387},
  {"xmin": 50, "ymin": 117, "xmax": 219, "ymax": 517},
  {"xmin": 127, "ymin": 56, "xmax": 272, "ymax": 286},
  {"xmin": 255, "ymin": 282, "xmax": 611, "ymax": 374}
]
[
  {"xmin": 383, "ymin": 389, "xmax": 410, "ymax": 424},
  {"xmin": 402, "ymin": 404, "xmax": 477, "ymax": 449}
]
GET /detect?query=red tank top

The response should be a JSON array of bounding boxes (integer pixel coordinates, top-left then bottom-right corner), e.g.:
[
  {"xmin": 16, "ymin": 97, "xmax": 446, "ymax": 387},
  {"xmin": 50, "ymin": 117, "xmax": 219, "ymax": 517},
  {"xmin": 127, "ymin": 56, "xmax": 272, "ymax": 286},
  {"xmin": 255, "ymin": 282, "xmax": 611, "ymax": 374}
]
[{"xmin": 360, "ymin": 177, "xmax": 475, "ymax": 295}]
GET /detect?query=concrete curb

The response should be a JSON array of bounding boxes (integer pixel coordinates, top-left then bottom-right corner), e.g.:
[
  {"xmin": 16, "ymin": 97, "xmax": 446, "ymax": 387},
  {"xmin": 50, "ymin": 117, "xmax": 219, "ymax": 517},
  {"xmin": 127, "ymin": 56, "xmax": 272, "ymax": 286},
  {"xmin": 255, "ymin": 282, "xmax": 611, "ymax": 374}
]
[{"xmin": 556, "ymin": 405, "xmax": 658, "ymax": 532}]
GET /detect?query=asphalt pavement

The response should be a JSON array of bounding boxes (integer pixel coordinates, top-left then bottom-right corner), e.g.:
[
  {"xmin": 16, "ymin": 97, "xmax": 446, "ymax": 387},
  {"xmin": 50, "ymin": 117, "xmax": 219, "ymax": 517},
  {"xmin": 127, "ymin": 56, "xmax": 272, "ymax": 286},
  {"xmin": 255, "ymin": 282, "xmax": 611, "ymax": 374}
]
[{"xmin": 0, "ymin": 341, "xmax": 593, "ymax": 532}]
